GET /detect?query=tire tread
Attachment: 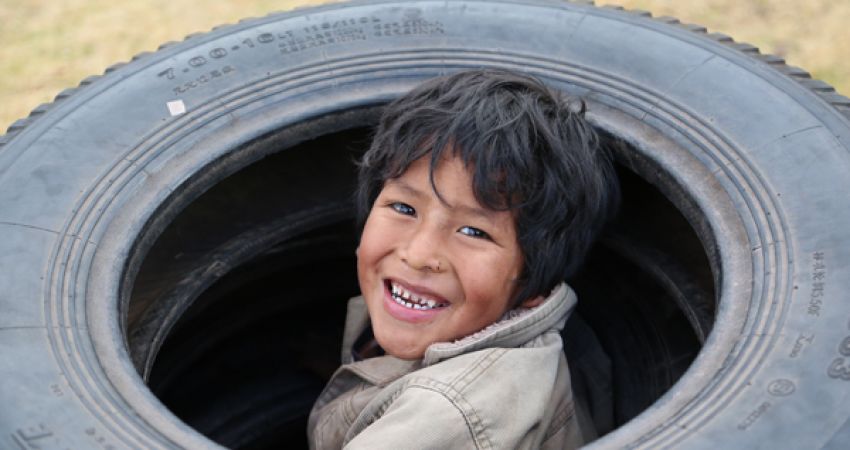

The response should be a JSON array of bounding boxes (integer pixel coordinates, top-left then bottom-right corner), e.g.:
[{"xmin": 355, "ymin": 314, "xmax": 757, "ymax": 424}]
[{"xmin": 611, "ymin": 2, "xmax": 850, "ymax": 121}]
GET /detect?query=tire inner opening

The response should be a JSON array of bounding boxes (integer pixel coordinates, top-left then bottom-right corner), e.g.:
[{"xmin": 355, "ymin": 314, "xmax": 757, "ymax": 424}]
[{"xmin": 126, "ymin": 124, "xmax": 715, "ymax": 449}]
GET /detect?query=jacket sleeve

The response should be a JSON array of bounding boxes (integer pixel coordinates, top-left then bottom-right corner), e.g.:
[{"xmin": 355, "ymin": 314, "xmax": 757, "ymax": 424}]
[{"xmin": 343, "ymin": 385, "xmax": 483, "ymax": 449}]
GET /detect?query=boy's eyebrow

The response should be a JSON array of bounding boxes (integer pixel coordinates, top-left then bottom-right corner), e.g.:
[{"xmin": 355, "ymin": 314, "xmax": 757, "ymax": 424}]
[
  {"xmin": 452, "ymin": 203, "xmax": 499, "ymax": 221},
  {"xmin": 386, "ymin": 179, "xmax": 498, "ymax": 221},
  {"xmin": 385, "ymin": 179, "xmax": 424, "ymax": 199}
]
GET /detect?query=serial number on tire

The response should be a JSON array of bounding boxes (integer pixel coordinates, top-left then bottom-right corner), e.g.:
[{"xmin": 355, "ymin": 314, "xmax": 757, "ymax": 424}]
[
  {"xmin": 807, "ymin": 251, "xmax": 826, "ymax": 316},
  {"xmin": 168, "ymin": 65, "xmax": 236, "ymax": 95}
]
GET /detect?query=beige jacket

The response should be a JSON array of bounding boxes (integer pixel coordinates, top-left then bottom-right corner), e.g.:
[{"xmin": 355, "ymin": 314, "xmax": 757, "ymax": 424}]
[{"xmin": 307, "ymin": 283, "xmax": 586, "ymax": 449}]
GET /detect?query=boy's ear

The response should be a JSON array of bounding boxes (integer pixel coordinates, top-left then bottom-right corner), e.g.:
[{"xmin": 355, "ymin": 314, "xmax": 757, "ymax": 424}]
[{"xmin": 518, "ymin": 295, "xmax": 544, "ymax": 309}]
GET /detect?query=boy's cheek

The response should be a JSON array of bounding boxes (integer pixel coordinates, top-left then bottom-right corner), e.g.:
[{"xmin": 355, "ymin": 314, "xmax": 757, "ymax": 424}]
[{"xmin": 519, "ymin": 295, "xmax": 545, "ymax": 308}]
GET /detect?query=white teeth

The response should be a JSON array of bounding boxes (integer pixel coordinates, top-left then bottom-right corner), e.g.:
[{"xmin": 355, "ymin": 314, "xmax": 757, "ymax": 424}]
[{"xmin": 389, "ymin": 281, "xmax": 446, "ymax": 310}]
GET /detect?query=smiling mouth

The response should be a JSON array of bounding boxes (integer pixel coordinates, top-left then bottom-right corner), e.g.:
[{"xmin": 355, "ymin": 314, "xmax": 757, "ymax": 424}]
[{"xmin": 386, "ymin": 280, "xmax": 450, "ymax": 311}]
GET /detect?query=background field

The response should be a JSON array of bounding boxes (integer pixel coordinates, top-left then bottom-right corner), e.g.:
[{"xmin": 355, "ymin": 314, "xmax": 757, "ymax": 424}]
[{"xmin": 1, "ymin": 0, "xmax": 846, "ymax": 129}]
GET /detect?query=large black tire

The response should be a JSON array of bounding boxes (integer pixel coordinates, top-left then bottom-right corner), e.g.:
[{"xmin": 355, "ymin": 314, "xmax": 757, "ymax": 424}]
[{"xmin": 2, "ymin": 1, "xmax": 850, "ymax": 448}]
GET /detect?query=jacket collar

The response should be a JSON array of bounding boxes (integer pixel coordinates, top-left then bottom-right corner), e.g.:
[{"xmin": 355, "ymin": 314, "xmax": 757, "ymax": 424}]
[
  {"xmin": 422, "ymin": 282, "xmax": 575, "ymax": 366},
  {"xmin": 342, "ymin": 282, "xmax": 576, "ymax": 367}
]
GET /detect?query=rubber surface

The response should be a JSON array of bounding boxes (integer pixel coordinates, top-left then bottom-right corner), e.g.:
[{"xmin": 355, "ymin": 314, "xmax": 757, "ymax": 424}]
[{"xmin": 2, "ymin": 1, "xmax": 850, "ymax": 448}]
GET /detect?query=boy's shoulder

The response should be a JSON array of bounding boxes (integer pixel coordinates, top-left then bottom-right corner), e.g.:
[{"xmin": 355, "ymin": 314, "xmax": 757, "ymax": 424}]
[
  {"xmin": 311, "ymin": 286, "xmax": 579, "ymax": 449},
  {"xmin": 399, "ymin": 325, "xmax": 567, "ymax": 402},
  {"xmin": 339, "ymin": 288, "xmax": 577, "ymax": 449}
]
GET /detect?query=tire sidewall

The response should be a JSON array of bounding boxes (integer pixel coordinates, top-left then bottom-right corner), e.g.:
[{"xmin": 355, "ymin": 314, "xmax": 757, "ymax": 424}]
[{"xmin": 1, "ymin": 1, "xmax": 849, "ymax": 448}]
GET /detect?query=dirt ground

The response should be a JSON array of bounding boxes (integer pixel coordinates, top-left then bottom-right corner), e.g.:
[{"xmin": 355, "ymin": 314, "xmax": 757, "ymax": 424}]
[{"xmin": 1, "ymin": 0, "xmax": 846, "ymax": 128}]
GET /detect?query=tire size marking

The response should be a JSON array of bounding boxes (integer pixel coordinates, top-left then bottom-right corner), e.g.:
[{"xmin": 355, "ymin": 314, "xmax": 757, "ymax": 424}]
[
  {"xmin": 10, "ymin": 424, "xmax": 54, "ymax": 450},
  {"xmin": 807, "ymin": 251, "xmax": 826, "ymax": 316},
  {"xmin": 156, "ymin": 47, "xmax": 237, "ymax": 81},
  {"xmin": 155, "ymin": 17, "xmax": 383, "ymax": 82},
  {"xmin": 155, "ymin": 10, "xmax": 444, "ymax": 93}
]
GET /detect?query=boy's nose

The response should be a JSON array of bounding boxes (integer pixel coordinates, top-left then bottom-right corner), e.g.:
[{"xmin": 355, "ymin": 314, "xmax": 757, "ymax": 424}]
[
  {"xmin": 402, "ymin": 255, "xmax": 443, "ymax": 272},
  {"xmin": 400, "ymin": 226, "xmax": 445, "ymax": 273}
]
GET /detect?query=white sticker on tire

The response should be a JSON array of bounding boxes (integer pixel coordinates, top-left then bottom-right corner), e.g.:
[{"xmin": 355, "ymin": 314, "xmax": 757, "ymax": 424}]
[{"xmin": 166, "ymin": 99, "xmax": 186, "ymax": 116}]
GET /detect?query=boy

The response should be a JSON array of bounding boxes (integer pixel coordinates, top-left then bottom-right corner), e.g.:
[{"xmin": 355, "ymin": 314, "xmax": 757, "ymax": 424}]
[{"xmin": 308, "ymin": 69, "xmax": 618, "ymax": 449}]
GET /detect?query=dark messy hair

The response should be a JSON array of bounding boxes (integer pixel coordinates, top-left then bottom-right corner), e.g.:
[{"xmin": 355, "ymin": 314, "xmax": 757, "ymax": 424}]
[{"xmin": 356, "ymin": 69, "xmax": 619, "ymax": 305}]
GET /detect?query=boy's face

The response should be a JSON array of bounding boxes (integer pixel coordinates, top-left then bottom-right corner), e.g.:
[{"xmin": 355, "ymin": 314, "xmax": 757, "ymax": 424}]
[{"xmin": 357, "ymin": 154, "xmax": 538, "ymax": 360}]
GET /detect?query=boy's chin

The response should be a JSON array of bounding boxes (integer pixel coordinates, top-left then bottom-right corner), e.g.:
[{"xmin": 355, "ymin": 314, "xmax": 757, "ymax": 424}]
[
  {"xmin": 387, "ymin": 350, "xmax": 425, "ymax": 361},
  {"xmin": 374, "ymin": 332, "xmax": 428, "ymax": 360}
]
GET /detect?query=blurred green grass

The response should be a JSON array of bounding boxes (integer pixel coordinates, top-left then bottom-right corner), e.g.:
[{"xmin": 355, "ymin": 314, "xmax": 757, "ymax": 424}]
[{"xmin": 1, "ymin": 0, "xmax": 847, "ymax": 129}]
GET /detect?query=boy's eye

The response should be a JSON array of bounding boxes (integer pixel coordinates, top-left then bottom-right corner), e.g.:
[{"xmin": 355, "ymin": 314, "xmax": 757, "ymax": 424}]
[
  {"xmin": 390, "ymin": 202, "xmax": 415, "ymax": 216},
  {"xmin": 458, "ymin": 226, "xmax": 491, "ymax": 240}
]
